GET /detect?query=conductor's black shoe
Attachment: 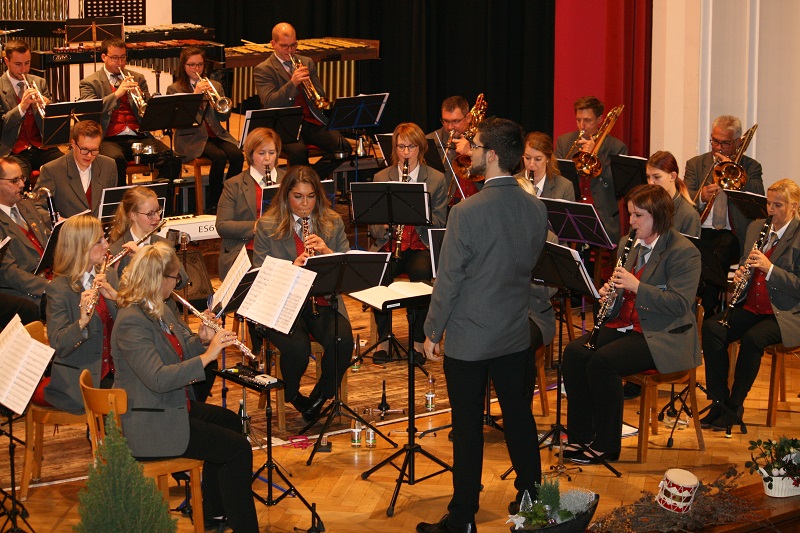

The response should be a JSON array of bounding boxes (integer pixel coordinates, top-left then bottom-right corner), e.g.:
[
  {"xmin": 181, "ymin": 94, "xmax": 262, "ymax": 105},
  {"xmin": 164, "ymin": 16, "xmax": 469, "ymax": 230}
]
[
  {"xmin": 622, "ymin": 382, "xmax": 642, "ymax": 400},
  {"xmin": 416, "ymin": 514, "xmax": 477, "ymax": 533},
  {"xmin": 699, "ymin": 403, "xmax": 723, "ymax": 429},
  {"xmin": 302, "ymin": 395, "xmax": 327, "ymax": 423},
  {"xmin": 290, "ymin": 393, "xmax": 310, "ymax": 414},
  {"xmin": 712, "ymin": 405, "xmax": 744, "ymax": 431},
  {"xmin": 204, "ymin": 516, "xmax": 230, "ymax": 532},
  {"xmin": 372, "ymin": 349, "xmax": 390, "ymax": 364}
]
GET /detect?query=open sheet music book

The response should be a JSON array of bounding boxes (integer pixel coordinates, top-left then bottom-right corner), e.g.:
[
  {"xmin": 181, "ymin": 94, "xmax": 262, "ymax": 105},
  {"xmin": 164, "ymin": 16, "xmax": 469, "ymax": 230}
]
[
  {"xmin": 349, "ymin": 281, "xmax": 432, "ymax": 311},
  {"xmin": 237, "ymin": 256, "xmax": 316, "ymax": 335},
  {"xmin": 0, "ymin": 315, "xmax": 55, "ymax": 414},
  {"xmin": 212, "ymin": 245, "xmax": 252, "ymax": 313}
]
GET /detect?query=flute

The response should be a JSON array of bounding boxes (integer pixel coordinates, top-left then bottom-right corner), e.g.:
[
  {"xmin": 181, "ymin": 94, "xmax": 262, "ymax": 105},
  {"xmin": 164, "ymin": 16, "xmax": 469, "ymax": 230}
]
[
  {"xmin": 171, "ymin": 291, "xmax": 258, "ymax": 362},
  {"xmin": 106, "ymin": 219, "xmax": 167, "ymax": 268}
]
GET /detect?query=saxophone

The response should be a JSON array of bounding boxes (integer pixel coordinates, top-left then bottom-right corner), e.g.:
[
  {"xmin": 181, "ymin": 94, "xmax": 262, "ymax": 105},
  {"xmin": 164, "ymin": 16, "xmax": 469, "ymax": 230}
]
[
  {"xmin": 393, "ymin": 159, "xmax": 410, "ymax": 260},
  {"xmin": 302, "ymin": 216, "xmax": 320, "ymax": 318},
  {"xmin": 718, "ymin": 216, "xmax": 773, "ymax": 327},
  {"xmin": 584, "ymin": 228, "xmax": 637, "ymax": 350}
]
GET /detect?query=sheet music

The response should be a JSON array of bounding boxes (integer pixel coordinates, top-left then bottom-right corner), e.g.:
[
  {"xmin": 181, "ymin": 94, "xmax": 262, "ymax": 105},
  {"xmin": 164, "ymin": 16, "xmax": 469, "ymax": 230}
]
[
  {"xmin": 212, "ymin": 245, "xmax": 251, "ymax": 312},
  {"xmin": 237, "ymin": 256, "xmax": 316, "ymax": 335},
  {"xmin": 0, "ymin": 315, "xmax": 55, "ymax": 414}
]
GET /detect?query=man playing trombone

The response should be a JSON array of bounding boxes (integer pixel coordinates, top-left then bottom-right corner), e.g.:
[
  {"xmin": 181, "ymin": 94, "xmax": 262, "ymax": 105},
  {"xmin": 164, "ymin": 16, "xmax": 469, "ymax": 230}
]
[
  {"xmin": 685, "ymin": 115, "xmax": 764, "ymax": 316},
  {"xmin": 0, "ymin": 39, "xmax": 63, "ymax": 181},
  {"xmin": 79, "ymin": 38, "xmax": 174, "ymax": 186}
]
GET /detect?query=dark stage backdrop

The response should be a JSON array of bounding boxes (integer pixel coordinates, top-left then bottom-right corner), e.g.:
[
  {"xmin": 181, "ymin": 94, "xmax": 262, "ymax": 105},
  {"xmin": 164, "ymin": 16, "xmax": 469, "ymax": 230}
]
[{"xmin": 172, "ymin": 0, "xmax": 557, "ymax": 138}]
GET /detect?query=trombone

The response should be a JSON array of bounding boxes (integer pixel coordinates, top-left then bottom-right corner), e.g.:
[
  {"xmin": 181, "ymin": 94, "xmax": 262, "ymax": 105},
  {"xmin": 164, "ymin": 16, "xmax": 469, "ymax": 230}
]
[
  {"xmin": 199, "ymin": 77, "xmax": 232, "ymax": 113},
  {"xmin": 21, "ymin": 77, "xmax": 46, "ymax": 118}
]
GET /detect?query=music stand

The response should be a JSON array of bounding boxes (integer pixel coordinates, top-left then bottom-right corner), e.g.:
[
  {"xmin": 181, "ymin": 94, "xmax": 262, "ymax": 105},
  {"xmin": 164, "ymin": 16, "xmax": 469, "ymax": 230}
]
[
  {"xmin": 139, "ymin": 94, "xmax": 206, "ymax": 133},
  {"xmin": 98, "ymin": 183, "xmax": 168, "ymax": 231},
  {"xmin": 557, "ymin": 159, "xmax": 581, "ymax": 203},
  {"xmin": 238, "ymin": 107, "xmax": 303, "ymax": 149},
  {"xmin": 350, "ymin": 181, "xmax": 431, "ymax": 362},
  {"xmin": 299, "ymin": 252, "xmax": 398, "ymax": 466},
  {"xmin": 541, "ymin": 198, "xmax": 613, "ymax": 250},
  {"xmin": 260, "ymin": 180, "xmax": 335, "ymax": 213},
  {"xmin": 726, "ymin": 190, "xmax": 768, "ymax": 220},
  {"xmin": 40, "ymin": 100, "xmax": 103, "ymax": 147},
  {"xmin": 65, "ymin": 16, "xmax": 122, "ymax": 44},
  {"xmin": 427, "ymin": 228, "xmax": 446, "ymax": 278},
  {"xmin": 610, "ymin": 154, "xmax": 648, "ymax": 199},
  {"xmin": 34, "ymin": 209, "xmax": 89, "ymax": 276},
  {"xmin": 375, "ymin": 134, "xmax": 392, "ymax": 167}
]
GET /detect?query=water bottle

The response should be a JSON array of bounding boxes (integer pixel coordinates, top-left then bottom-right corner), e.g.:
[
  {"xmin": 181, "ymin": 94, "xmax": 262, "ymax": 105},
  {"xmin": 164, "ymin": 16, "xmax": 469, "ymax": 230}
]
[
  {"xmin": 425, "ymin": 376, "xmax": 436, "ymax": 412},
  {"xmin": 350, "ymin": 420, "xmax": 362, "ymax": 447},
  {"xmin": 365, "ymin": 413, "xmax": 376, "ymax": 448}
]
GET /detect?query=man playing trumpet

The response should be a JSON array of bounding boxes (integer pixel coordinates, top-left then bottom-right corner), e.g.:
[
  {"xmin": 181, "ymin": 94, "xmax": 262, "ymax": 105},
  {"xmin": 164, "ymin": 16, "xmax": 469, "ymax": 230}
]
[
  {"xmin": 0, "ymin": 39, "xmax": 63, "ymax": 181},
  {"xmin": 79, "ymin": 37, "xmax": 174, "ymax": 186}
]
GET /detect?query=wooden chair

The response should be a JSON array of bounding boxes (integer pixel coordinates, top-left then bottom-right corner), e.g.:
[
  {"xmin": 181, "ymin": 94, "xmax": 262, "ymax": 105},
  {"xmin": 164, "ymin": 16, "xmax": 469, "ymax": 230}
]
[
  {"xmin": 20, "ymin": 321, "xmax": 86, "ymax": 502},
  {"xmin": 125, "ymin": 161, "xmax": 158, "ymax": 185},
  {"xmin": 765, "ymin": 343, "xmax": 799, "ymax": 426},
  {"xmin": 185, "ymin": 157, "xmax": 210, "ymax": 215},
  {"xmin": 623, "ymin": 303, "xmax": 706, "ymax": 463},
  {"xmin": 534, "ymin": 344, "xmax": 550, "ymax": 417},
  {"xmin": 78, "ymin": 369, "xmax": 204, "ymax": 533}
]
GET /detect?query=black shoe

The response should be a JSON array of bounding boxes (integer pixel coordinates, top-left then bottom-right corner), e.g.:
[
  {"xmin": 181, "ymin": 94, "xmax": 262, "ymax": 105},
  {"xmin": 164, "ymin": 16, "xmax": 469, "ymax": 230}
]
[
  {"xmin": 699, "ymin": 403, "xmax": 723, "ymax": 429},
  {"xmin": 416, "ymin": 514, "xmax": 477, "ymax": 533},
  {"xmin": 623, "ymin": 382, "xmax": 642, "ymax": 400},
  {"xmin": 448, "ymin": 430, "xmax": 454, "ymax": 442},
  {"xmin": 302, "ymin": 394, "xmax": 327, "ymax": 423},
  {"xmin": 554, "ymin": 443, "xmax": 584, "ymax": 460},
  {"xmin": 712, "ymin": 405, "xmax": 744, "ymax": 431},
  {"xmin": 508, "ymin": 500, "xmax": 519, "ymax": 514},
  {"xmin": 290, "ymin": 393, "xmax": 310, "ymax": 414},
  {"xmin": 372, "ymin": 349, "xmax": 390, "ymax": 363},
  {"xmin": 204, "ymin": 516, "xmax": 230, "ymax": 532},
  {"xmin": 570, "ymin": 450, "xmax": 620, "ymax": 465},
  {"xmin": 413, "ymin": 350, "xmax": 427, "ymax": 366}
]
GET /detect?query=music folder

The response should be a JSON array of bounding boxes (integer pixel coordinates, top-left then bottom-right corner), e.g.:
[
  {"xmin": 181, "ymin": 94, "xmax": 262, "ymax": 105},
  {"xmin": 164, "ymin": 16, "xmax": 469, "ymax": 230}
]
[
  {"xmin": 610, "ymin": 154, "xmax": 648, "ymax": 198},
  {"xmin": 349, "ymin": 281, "xmax": 432, "ymax": 312}
]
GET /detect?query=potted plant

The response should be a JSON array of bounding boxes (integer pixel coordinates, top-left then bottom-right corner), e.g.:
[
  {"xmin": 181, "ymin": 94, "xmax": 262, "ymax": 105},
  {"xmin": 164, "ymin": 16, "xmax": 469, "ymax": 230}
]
[
  {"xmin": 744, "ymin": 436, "xmax": 800, "ymax": 498},
  {"xmin": 506, "ymin": 479, "xmax": 599, "ymax": 532}
]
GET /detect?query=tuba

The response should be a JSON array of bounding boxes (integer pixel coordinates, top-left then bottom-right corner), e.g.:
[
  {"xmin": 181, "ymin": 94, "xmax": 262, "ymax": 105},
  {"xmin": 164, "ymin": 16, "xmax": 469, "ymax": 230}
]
[
  {"xmin": 699, "ymin": 124, "xmax": 758, "ymax": 223},
  {"xmin": 572, "ymin": 104, "xmax": 624, "ymax": 178},
  {"xmin": 289, "ymin": 55, "xmax": 331, "ymax": 110}
]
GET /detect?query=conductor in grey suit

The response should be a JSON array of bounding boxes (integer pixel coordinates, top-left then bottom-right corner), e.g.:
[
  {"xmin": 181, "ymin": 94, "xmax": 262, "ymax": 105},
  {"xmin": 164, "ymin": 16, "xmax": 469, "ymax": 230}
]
[
  {"xmin": 561, "ymin": 185, "xmax": 701, "ymax": 465},
  {"xmin": 419, "ymin": 118, "xmax": 547, "ymax": 533},
  {"xmin": 35, "ymin": 120, "xmax": 117, "ymax": 220}
]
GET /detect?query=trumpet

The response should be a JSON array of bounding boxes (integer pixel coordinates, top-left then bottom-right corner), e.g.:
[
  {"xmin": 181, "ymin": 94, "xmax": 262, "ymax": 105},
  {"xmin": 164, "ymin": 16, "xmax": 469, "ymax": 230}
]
[
  {"xmin": 394, "ymin": 159, "xmax": 410, "ymax": 260},
  {"xmin": 105, "ymin": 219, "xmax": 167, "ymax": 268},
  {"xmin": 301, "ymin": 215, "xmax": 319, "ymax": 318},
  {"xmin": 25, "ymin": 187, "xmax": 59, "ymax": 226},
  {"xmin": 719, "ymin": 215, "xmax": 772, "ymax": 327},
  {"xmin": 289, "ymin": 55, "xmax": 331, "ymax": 110},
  {"xmin": 171, "ymin": 291, "xmax": 258, "ymax": 362},
  {"xmin": 21, "ymin": 77, "xmax": 46, "ymax": 119},
  {"xmin": 699, "ymin": 124, "xmax": 758, "ymax": 223},
  {"xmin": 122, "ymin": 71, "xmax": 148, "ymax": 115},
  {"xmin": 85, "ymin": 254, "xmax": 110, "ymax": 316},
  {"xmin": 585, "ymin": 228, "xmax": 637, "ymax": 350},
  {"xmin": 199, "ymin": 77, "xmax": 232, "ymax": 114}
]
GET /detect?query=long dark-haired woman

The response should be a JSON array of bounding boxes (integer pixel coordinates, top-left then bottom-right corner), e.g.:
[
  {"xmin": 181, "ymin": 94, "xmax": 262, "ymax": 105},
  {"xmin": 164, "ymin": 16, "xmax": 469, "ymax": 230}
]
[
  {"xmin": 253, "ymin": 165, "xmax": 353, "ymax": 423},
  {"xmin": 112, "ymin": 242, "xmax": 258, "ymax": 532},
  {"xmin": 41, "ymin": 214, "xmax": 118, "ymax": 412},
  {"xmin": 561, "ymin": 184, "xmax": 701, "ymax": 464},
  {"xmin": 166, "ymin": 47, "xmax": 243, "ymax": 211},
  {"xmin": 646, "ymin": 150, "xmax": 701, "ymax": 237}
]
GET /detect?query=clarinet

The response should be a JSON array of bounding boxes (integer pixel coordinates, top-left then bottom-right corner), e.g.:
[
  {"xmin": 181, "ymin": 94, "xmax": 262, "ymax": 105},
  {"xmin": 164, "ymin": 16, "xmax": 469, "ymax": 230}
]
[
  {"xmin": 394, "ymin": 159, "xmax": 410, "ymax": 260},
  {"xmin": 584, "ymin": 228, "xmax": 637, "ymax": 350},
  {"xmin": 302, "ymin": 216, "xmax": 320, "ymax": 318},
  {"xmin": 719, "ymin": 215, "xmax": 773, "ymax": 327}
]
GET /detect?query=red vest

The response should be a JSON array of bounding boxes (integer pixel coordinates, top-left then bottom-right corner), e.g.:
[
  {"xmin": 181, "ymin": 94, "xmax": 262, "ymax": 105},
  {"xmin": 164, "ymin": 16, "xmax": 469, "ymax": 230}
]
[
  {"xmin": 246, "ymin": 185, "xmax": 263, "ymax": 251},
  {"xmin": 605, "ymin": 265, "xmax": 646, "ymax": 333},
  {"xmin": 380, "ymin": 225, "xmax": 426, "ymax": 254},
  {"xmin": 106, "ymin": 81, "xmax": 140, "ymax": 137},
  {"xmin": 295, "ymin": 86, "xmax": 323, "ymax": 126},
  {"xmin": 744, "ymin": 247, "xmax": 776, "ymax": 315},
  {"xmin": 11, "ymin": 91, "xmax": 43, "ymax": 153}
]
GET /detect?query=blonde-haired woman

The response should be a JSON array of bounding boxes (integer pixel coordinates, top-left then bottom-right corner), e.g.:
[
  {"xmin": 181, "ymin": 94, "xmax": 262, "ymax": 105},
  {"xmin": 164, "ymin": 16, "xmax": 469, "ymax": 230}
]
[
  {"xmin": 112, "ymin": 242, "xmax": 258, "ymax": 533},
  {"xmin": 702, "ymin": 178, "xmax": 800, "ymax": 431},
  {"xmin": 253, "ymin": 165, "xmax": 353, "ymax": 422},
  {"xmin": 41, "ymin": 214, "xmax": 118, "ymax": 413}
]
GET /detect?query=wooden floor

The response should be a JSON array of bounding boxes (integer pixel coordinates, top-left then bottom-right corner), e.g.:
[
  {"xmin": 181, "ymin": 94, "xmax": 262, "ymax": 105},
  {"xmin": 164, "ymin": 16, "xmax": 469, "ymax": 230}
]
[{"xmin": 7, "ymin": 302, "xmax": 800, "ymax": 532}]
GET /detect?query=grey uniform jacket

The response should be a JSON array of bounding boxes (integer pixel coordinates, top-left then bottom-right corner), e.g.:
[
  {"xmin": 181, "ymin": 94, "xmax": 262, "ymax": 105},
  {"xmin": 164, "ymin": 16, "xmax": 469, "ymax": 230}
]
[
  {"xmin": 0, "ymin": 73, "xmax": 52, "ymax": 157},
  {"xmin": 512, "ymin": 171, "xmax": 577, "ymax": 202},
  {"xmin": 79, "ymin": 69, "xmax": 149, "ymax": 133},
  {"xmin": 555, "ymin": 132, "xmax": 627, "ymax": 243},
  {"xmin": 0, "ymin": 199, "xmax": 51, "ymax": 300},
  {"xmin": 44, "ymin": 269, "xmax": 120, "ymax": 414},
  {"xmin": 112, "ymin": 303, "xmax": 206, "ymax": 458},
  {"xmin": 738, "ymin": 218, "xmax": 800, "ymax": 347},
  {"xmin": 368, "ymin": 164, "xmax": 448, "ymax": 251},
  {"xmin": 166, "ymin": 80, "xmax": 237, "ymax": 161},
  {"xmin": 684, "ymin": 152, "xmax": 764, "ymax": 253},
  {"xmin": 36, "ymin": 152, "xmax": 118, "ymax": 219},
  {"xmin": 673, "ymin": 193, "xmax": 701, "ymax": 238},
  {"xmin": 253, "ymin": 54, "xmax": 328, "ymax": 125},
  {"xmin": 425, "ymin": 176, "xmax": 548, "ymax": 360},
  {"xmin": 253, "ymin": 213, "xmax": 350, "ymax": 320},
  {"xmin": 216, "ymin": 168, "xmax": 286, "ymax": 281},
  {"xmin": 610, "ymin": 228, "xmax": 702, "ymax": 373}
]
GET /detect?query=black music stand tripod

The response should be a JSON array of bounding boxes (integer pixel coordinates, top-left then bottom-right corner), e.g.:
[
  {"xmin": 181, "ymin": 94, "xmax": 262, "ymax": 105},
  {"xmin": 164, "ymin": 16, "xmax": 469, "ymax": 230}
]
[
  {"xmin": 359, "ymin": 295, "xmax": 453, "ymax": 517},
  {"xmin": 299, "ymin": 252, "xmax": 398, "ymax": 465},
  {"xmin": 0, "ymin": 404, "xmax": 33, "ymax": 533}
]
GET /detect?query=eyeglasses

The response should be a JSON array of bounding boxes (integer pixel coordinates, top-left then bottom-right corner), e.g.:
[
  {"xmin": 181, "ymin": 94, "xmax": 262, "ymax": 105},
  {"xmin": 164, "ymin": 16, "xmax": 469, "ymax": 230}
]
[
  {"xmin": 276, "ymin": 42, "xmax": 298, "ymax": 50},
  {"xmin": 105, "ymin": 54, "xmax": 127, "ymax": 62},
  {"xmin": 163, "ymin": 273, "xmax": 182, "ymax": 282},
  {"xmin": 396, "ymin": 144, "xmax": 418, "ymax": 152},
  {"xmin": 470, "ymin": 142, "xmax": 486, "ymax": 151},
  {"xmin": 441, "ymin": 117, "xmax": 466, "ymax": 127},
  {"xmin": 75, "ymin": 145, "xmax": 100, "ymax": 156},
  {"xmin": 710, "ymin": 137, "xmax": 734, "ymax": 148},
  {"xmin": 0, "ymin": 176, "xmax": 25, "ymax": 185},
  {"xmin": 185, "ymin": 62, "xmax": 205, "ymax": 68},
  {"xmin": 135, "ymin": 209, "xmax": 163, "ymax": 219}
]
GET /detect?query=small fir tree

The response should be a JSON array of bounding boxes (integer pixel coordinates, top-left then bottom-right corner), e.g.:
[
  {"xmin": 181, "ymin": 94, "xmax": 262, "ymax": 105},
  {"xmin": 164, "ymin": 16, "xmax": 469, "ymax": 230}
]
[{"xmin": 74, "ymin": 413, "xmax": 177, "ymax": 533}]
